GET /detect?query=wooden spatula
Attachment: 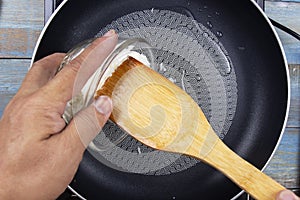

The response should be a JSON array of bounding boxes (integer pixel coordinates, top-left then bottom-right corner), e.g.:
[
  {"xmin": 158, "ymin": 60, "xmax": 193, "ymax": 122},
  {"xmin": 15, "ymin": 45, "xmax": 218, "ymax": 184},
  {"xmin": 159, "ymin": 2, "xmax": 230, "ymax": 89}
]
[{"xmin": 96, "ymin": 56, "xmax": 285, "ymax": 200}]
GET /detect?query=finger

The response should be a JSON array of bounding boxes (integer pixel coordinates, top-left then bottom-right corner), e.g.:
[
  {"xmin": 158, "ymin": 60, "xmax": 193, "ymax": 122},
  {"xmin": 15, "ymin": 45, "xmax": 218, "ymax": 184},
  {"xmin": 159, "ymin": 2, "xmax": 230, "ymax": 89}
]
[
  {"xmin": 17, "ymin": 53, "xmax": 66, "ymax": 97},
  {"xmin": 40, "ymin": 30, "xmax": 118, "ymax": 105},
  {"xmin": 276, "ymin": 190, "xmax": 300, "ymax": 200},
  {"xmin": 62, "ymin": 95, "xmax": 113, "ymax": 151}
]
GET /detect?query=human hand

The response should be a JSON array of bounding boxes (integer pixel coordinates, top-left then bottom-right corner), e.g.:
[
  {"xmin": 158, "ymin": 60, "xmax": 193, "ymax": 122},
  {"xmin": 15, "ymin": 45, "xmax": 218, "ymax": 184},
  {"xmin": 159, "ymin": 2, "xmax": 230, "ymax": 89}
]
[
  {"xmin": 0, "ymin": 30, "xmax": 118, "ymax": 199},
  {"xmin": 277, "ymin": 190, "xmax": 300, "ymax": 200}
]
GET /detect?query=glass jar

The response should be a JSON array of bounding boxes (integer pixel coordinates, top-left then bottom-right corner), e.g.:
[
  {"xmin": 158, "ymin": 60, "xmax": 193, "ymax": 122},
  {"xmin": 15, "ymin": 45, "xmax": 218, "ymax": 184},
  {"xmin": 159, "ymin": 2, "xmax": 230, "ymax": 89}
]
[{"xmin": 57, "ymin": 37, "xmax": 156, "ymax": 124}]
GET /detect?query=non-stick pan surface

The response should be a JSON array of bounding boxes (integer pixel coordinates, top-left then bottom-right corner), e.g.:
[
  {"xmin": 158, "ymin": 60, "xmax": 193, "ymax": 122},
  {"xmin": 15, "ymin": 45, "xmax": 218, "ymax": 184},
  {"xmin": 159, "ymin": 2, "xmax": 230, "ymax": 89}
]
[{"xmin": 33, "ymin": 0, "xmax": 289, "ymax": 199}]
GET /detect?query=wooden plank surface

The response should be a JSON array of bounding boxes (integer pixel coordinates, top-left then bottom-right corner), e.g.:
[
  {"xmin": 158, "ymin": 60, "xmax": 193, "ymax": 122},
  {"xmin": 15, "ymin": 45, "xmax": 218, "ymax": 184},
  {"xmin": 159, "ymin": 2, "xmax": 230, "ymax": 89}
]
[
  {"xmin": 0, "ymin": 0, "xmax": 299, "ymax": 192},
  {"xmin": 0, "ymin": 59, "xmax": 30, "ymax": 116},
  {"xmin": 265, "ymin": 1, "xmax": 300, "ymax": 64},
  {"xmin": 264, "ymin": 127, "xmax": 300, "ymax": 188},
  {"xmin": 0, "ymin": 0, "xmax": 44, "ymax": 58},
  {"xmin": 287, "ymin": 64, "xmax": 300, "ymax": 128}
]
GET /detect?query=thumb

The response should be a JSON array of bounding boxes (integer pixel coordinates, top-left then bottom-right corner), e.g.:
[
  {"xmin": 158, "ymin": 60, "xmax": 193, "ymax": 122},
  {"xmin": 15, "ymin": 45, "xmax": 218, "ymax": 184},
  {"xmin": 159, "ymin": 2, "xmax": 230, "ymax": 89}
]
[
  {"xmin": 276, "ymin": 190, "xmax": 300, "ymax": 200},
  {"xmin": 64, "ymin": 95, "xmax": 113, "ymax": 150}
]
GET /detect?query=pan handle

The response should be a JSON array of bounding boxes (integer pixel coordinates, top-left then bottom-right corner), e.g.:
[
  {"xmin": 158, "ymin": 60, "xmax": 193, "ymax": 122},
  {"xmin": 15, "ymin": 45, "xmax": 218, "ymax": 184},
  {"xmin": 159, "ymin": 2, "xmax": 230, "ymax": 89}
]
[{"xmin": 204, "ymin": 139, "xmax": 286, "ymax": 200}]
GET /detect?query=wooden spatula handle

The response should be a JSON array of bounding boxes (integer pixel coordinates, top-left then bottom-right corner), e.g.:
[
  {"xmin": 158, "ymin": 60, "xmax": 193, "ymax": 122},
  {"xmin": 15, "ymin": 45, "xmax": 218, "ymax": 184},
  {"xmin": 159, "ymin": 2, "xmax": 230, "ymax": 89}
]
[{"xmin": 204, "ymin": 139, "xmax": 286, "ymax": 200}]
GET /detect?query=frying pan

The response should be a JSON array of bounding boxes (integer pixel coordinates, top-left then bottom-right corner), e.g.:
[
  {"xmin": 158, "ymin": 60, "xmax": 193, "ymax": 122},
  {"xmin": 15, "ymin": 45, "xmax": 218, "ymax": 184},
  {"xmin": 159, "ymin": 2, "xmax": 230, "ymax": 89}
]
[{"xmin": 32, "ymin": 0, "xmax": 290, "ymax": 199}]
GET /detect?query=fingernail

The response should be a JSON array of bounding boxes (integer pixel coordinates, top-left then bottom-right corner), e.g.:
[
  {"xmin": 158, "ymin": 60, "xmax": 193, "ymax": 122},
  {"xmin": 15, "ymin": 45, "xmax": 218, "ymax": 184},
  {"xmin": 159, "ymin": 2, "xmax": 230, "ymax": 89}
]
[
  {"xmin": 277, "ymin": 190, "xmax": 298, "ymax": 200},
  {"xmin": 103, "ymin": 30, "xmax": 115, "ymax": 37},
  {"xmin": 94, "ymin": 96, "xmax": 113, "ymax": 116}
]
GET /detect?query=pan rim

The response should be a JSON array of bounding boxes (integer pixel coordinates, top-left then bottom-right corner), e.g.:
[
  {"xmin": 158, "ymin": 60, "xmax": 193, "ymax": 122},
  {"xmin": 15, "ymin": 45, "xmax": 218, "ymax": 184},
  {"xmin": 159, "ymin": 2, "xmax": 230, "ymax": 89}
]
[{"xmin": 30, "ymin": 0, "xmax": 291, "ymax": 199}]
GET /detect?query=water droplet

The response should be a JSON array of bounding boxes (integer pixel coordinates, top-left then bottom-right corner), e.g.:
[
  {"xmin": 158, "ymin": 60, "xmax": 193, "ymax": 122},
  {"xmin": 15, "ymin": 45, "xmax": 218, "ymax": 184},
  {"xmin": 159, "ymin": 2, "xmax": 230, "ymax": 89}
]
[
  {"xmin": 203, "ymin": 32, "xmax": 209, "ymax": 37},
  {"xmin": 216, "ymin": 31, "xmax": 223, "ymax": 37},
  {"xmin": 215, "ymin": 11, "xmax": 220, "ymax": 16},
  {"xmin": 159, "ymin": 63, "xmax": 167, "ymax": 72},
  {"xmin": 207, "ymin": 14, "xmax": 212, "ymax": 18},
  {"xmin": 207, "ymin": 21, "xmax": 213, "ymax": 29},
  {"xmin": 137, "ymin": 147, "xmax": 142, "ymax": 154},
  {"xmin": 168, "ymin": 77, "xmax": 177, "ymax": 83}
]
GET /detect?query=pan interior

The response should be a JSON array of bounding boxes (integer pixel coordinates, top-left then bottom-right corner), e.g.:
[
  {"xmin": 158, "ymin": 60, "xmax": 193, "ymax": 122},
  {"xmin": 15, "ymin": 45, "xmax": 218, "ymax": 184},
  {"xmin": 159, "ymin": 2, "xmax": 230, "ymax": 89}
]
[{"xmin": 87, "ymin": 8, "xmax": 238, "ymax": 175}]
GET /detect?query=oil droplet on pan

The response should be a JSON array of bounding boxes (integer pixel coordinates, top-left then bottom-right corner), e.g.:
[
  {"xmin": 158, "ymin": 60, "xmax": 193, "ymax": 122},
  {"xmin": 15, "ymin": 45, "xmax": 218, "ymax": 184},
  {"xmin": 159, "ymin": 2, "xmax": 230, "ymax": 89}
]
[
  {"xmin": 159, "ymin": 63, "xmax": 167, "ymax": 72},
  {"xmin": 207, "ymin": 21, "xmax": 213, "ymax": 29},
  {"xmin": 216, "ymin": 31, "xmax": 223, "ymax": 37},
  {"xmin": 168, "ymin": 77, "xmax": 177, "ymax": 84},
  {"xmin": 238, "ymin": 46, "xmax": 246, "ymax": 51}
]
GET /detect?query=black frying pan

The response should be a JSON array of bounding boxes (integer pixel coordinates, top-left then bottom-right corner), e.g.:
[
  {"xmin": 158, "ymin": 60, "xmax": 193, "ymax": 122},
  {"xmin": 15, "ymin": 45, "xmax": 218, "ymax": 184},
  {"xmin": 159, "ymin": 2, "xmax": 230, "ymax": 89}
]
[{"xmin": 32, "ymin": 0, "xmax": 289, "ymax": 199}]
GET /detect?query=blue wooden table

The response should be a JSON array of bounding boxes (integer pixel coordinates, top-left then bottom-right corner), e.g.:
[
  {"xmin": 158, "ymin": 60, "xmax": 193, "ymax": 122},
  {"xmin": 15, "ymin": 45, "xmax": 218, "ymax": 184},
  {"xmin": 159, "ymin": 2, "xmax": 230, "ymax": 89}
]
[{"xmin": 0, "ymin": 0, "xmax": 299, "ymax": 194}]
